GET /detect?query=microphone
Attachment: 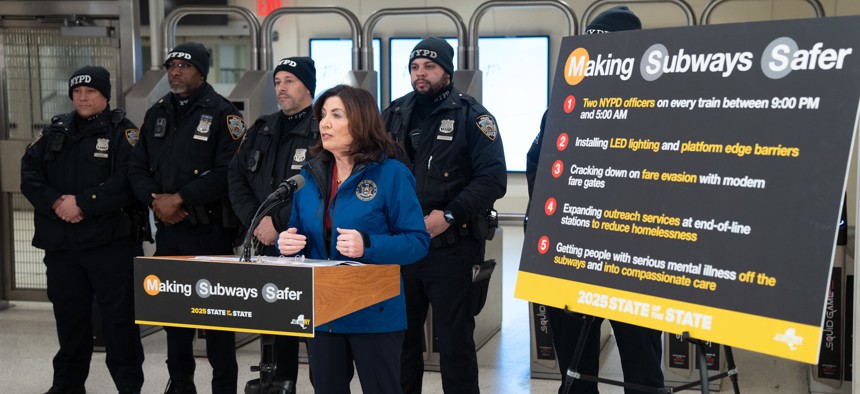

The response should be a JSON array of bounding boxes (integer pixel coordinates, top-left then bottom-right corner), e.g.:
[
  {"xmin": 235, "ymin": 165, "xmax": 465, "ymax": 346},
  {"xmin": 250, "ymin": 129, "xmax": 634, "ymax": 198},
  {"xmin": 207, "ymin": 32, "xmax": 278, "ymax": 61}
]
[
  {"xmin": 240, "ymin": 174, "xmax": 306, "ymax": 262},
  {"xmin": 267, "ymin": 174, "xmax": 305, "ymax": 201}
]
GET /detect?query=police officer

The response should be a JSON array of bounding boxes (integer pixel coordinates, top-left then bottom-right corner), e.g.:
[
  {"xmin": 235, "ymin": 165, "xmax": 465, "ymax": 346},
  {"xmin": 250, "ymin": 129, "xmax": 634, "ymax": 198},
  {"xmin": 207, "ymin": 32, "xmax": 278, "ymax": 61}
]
[
  {"xmin": 21, "ymin": 66, "xmax": 145, "ymax": 394},
  {"xmin": 382, "ymin": 37, "xmax": 507, "ymax": 393},
  {"xmin": 128, "ymin": 42, "xmax": 245, "ymax": 394},
  {"xmin": 526, "ymin": 7, "xmax": 664, "ymax": 394},
  {"xmin": 228, "ymin": 56, "xmax": 318, "ymax": 394}
]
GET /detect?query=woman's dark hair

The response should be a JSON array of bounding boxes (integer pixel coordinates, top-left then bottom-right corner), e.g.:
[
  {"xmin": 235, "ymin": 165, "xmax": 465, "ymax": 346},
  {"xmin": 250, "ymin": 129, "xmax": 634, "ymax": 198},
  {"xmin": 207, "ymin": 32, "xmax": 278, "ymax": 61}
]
[{"xmin": 311, "ymin": 85, "xmax": 405, "ymax": 163}]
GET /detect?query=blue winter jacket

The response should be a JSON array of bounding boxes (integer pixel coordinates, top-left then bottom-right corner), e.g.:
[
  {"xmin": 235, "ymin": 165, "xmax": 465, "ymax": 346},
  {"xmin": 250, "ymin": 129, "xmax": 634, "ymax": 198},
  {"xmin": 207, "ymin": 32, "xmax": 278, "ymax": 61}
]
[{"xmin": 289, "ymin": 156, "xmax": 430, "ymax": 333}]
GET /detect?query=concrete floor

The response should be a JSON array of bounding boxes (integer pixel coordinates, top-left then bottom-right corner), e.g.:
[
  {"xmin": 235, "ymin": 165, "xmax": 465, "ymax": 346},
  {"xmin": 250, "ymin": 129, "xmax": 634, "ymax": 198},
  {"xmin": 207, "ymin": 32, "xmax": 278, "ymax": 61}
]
[{"xmin": 0, "ymin": 224, "xmax": 818, "ymax": 393}]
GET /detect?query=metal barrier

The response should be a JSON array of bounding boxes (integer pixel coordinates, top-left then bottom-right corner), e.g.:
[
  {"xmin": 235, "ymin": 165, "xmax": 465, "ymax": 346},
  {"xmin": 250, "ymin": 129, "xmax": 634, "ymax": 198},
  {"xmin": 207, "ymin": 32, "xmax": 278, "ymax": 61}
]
[
  {"xmin": 261, "ymin": 7, "xmax": 362, "ymax": 70},
  {"xmin": 701, "ymin": 0, "xmax": 824, "ymax": 24},
  {"xmin": 127, "ymin": 6, "xmax": 261, "ymax": 126},
  {"xmin": 581, "ymin": 0, "xmax": 697, "ymax": 33},
  {"xmin": 468, "ymin": 0, "xmax": 578, "ymax": 70},
  {"xmin": 163, "ymin": 5, "xmax": 261, "ymax": 71},
  {"xmin": 254, "ymin": 7, "xmax": 363, "ymax": 119},
  {"xmin": 363, "ymin": 7, "xmax": 467, "ymax": 72},
  {"xmin": 361, "ymin": 7, "xmax": 467, "ymax": 102}
]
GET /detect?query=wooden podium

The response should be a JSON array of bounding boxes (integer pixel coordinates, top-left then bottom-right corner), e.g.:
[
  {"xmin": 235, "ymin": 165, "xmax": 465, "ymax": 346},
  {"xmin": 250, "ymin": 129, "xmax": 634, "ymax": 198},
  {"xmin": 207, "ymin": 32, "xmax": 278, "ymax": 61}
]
[{"xmin": 133, "ymin": 256, "xmax": 400, "ymax": 337}]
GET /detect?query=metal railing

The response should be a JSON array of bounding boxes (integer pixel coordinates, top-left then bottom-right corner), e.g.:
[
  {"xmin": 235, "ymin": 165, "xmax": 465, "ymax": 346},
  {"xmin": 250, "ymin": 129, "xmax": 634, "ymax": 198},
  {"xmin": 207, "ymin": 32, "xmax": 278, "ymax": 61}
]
[{"xmin": 163, "ymin": 6, "xmax": 261, "ymax": 71}]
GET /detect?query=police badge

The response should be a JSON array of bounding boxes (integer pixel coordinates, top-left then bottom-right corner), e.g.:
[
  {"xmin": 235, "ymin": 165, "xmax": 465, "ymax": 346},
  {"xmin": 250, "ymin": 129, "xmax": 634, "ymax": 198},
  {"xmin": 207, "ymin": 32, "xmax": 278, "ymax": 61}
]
[
  {"xmin": 194, "ymin": 114, "xmax": 213, "ymax": 141},
  {"xmin": 476, "ymin": 115, "xmax": 498, "ymax": 141},
  {"xmin": 292, "ymin": 148, "xmax": 307, "ymax": 170},
  {"xmin": 437, "ymin": 119, "xmax": 455, "ymax": 141},
  {"xmin": 439, "ymin": 119, "xmax": 455, "ymax": 133},
  {"xmin": 227, "ymin": 115, "xmax": 245, "ymax": 140},
  {"xmin": 94, "ymin": 138, "xmax": 110, "ymax": 158}
]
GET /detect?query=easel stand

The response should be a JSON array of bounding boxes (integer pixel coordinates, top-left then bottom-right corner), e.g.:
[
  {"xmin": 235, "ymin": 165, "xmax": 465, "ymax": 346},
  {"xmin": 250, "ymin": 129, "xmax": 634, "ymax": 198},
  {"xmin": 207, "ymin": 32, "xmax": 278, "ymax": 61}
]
[
  {"xmin": 243, "ymin": 335, "xmax": 295, "ymax": 394},
  {"xmin": 671, "ymin": 332, "xmax": 740, "ymax": 394},
  {"xmin": 560, "ymin": 310, "xmax": 740, "ymax": 393}
]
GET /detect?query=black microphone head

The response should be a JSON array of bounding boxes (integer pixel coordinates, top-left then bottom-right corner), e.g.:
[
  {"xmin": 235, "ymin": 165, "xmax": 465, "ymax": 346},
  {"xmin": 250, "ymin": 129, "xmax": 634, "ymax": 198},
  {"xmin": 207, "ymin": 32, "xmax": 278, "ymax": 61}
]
[
  {"xmin": 269, "ymin": 174, "xmax": 307, "ymax": 201},
  {"xmin": 287, "ymin": 174, "xmax": 305, "ymax": 192}
]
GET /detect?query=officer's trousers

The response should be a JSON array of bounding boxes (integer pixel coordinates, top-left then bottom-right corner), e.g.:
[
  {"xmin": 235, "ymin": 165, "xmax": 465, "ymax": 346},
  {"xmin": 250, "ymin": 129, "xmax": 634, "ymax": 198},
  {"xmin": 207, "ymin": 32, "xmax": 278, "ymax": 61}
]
[
  {"xmin": 44, "ymin": 237, "xmax": 145, "ymax": 391},
  {"xmin": 548, "ymin": 307, "xmax": 664, "ymax": 394},
  {"xmin": 401, "ymin": 237, "xmax": 480, "ymax": 394},
  {"xmin": 155, "ymin": 223, "xmax": 238, "ymax": 394}
]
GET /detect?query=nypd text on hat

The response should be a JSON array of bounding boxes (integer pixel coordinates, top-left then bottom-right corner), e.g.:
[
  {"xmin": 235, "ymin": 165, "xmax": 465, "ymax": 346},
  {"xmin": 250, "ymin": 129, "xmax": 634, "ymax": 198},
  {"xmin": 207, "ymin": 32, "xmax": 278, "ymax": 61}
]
[
  {"xmin": 278, "ymin": 59, "xmax": 297, "ymax": 67},
  {"xmin": 411, "ymin": 49, "xmax": 437, "ymax": 59},
  {"xmin": 70, "ymin": 75, "xmax": 92, "ymax": 86},
  {"xmin": 167, "ymin": 51, "xmax": 192, "ymax": 60}
]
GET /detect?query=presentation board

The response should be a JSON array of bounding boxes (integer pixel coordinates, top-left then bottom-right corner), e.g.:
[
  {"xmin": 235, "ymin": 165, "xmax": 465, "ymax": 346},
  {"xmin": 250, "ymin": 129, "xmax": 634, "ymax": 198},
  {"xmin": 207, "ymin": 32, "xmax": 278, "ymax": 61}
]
[{"xmin": 516, "ymin": 16, "xmax": 860, "ymax": 363}]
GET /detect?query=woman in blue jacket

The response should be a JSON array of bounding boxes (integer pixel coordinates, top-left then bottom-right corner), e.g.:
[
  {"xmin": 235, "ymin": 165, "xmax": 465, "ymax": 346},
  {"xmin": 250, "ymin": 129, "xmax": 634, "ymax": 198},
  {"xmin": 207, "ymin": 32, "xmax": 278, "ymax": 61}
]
[{"xmin": 277, "ymin": 84, "xmax": 430, "ymax": 393}]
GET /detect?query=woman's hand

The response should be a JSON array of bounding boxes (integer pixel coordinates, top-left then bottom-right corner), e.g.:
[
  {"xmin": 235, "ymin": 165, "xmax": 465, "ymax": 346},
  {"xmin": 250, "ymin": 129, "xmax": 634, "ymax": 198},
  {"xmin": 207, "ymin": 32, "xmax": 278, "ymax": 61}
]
[
  {"xmin": 277, "ymin": 228, "xmax": 307, "ymax": 255},
  {"xmin": 336, "ymin": 227, "xmax": 364, "ymax": 258}
]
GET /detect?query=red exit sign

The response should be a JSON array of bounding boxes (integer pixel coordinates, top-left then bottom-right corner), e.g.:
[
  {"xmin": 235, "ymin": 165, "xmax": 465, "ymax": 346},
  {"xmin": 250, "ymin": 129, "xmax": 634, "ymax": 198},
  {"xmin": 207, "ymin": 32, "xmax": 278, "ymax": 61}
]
[{"xmin": 258, "ymin": 0, "xmax": 281, "ymax": 16}]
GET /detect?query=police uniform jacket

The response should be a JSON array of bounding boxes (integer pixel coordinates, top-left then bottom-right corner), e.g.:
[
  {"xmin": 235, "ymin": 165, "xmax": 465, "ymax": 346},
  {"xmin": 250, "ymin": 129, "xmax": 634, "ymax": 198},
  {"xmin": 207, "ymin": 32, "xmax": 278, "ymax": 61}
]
[
  {"xmin": 524, "ymin": 110, "xmax": 549, "ymax": 229},
  {"xmin": 20, "ymin": 109, "xmax": 138, "ymax": 251},
  {"xmin": 128, "ymin": 83, "xmax": 244, "ymax": 219},
  {"xmin": 526, "ymin": 110, "xmax": 549, "ymax": 198},
  {"xmin": 382, "ymin": 86, "xmax": 507, "ymax": 224},
  {"xmin": 288, "ymin": 156, "xmax": 430, "ymax": 333},
  {"xmin": 228, "ymin": 110, "xmax": 318, "ymax": 231}
]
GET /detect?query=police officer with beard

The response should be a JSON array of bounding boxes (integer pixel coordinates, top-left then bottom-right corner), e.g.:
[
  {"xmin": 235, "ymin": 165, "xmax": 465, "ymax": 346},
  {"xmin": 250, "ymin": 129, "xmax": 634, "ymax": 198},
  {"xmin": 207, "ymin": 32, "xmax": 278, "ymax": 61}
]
[
  {"xmin": 128, "ymin": 42, "xmax": 245, "ymax": 394},
  {"xmin": 228, "ymin": 57, "xmax": 318, "ymax": 394},
  {"xmin": 21, "ymin": 66, "xmax": 145, "ymax": 394},
  {"xmin": 382, "ymin": 37, "xmax": 507, "ymax": 393}
]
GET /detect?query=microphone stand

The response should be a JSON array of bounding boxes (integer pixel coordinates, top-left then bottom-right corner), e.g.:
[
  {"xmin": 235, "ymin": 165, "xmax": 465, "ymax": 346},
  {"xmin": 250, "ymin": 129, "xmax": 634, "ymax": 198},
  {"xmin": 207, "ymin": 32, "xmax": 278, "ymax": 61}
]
[
  {"xmin": 239, "ymin": 195, "xmax": 290, "ymax": 262},
  {"xmin": 241, "ymin": 195, "xmax": 297, "ymax": 394}
]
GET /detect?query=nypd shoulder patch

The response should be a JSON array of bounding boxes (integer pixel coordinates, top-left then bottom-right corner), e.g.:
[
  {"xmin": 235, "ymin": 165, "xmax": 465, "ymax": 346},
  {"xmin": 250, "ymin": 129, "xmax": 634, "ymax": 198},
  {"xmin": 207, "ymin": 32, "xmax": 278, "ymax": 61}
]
[
  {"xmin": 476, "ymin": 115, "xmax": 498, "ymax": 141},
  {"xmin": 28, "ymin": 131, "xmax": 44, "ymax": 148},
  {"xmin": 227, "ymin": 115, "xmax": 246, "ymax": 141},
  {"xmin": 124, "ymin": 128, "xmax": 140, "ymax": 146}
]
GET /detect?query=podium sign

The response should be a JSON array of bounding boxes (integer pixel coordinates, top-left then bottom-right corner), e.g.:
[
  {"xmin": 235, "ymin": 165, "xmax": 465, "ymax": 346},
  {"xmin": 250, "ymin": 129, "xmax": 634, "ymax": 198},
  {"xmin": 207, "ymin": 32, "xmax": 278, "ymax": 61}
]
[
  {"xmin": 135, "ymin": 257, "xmax": 315, "ymax": 337},
  {"xmin": 516, "ymin": 16, "xmax": 860, "ymax": 363}
]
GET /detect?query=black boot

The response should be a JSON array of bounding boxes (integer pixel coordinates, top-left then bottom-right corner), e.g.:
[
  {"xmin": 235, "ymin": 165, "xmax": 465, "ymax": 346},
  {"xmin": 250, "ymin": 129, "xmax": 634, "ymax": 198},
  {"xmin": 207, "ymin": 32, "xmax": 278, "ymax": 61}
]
[
  {"xmin": 164, "ymin": 379, "xmax": 197, "ymax": 394},
  {"xmin": 44, "ymin": 385, "xmax": 86, "ymax": 394},
  {"xmin": 275, "ymin": 379, "xmax": 295, "ymax": 394}
]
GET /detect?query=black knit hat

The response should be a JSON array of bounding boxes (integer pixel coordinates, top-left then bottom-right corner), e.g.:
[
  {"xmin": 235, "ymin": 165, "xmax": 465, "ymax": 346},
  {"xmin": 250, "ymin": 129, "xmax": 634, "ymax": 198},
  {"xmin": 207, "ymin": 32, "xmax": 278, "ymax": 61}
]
[
  {"xmin": 164, "ymin": 42, "xmax": 210, "ymax": 78},
  {"xmin": 586, "ymin": 6, "xmax": 642, "ymax": 34},
  {"xmin": 410, "ymin": 37, "xmax": 455, "ymax": 76},
  {"xmin": 274, "ymin": 57, "xmax": 317, "ymax": 96},
  {"xmin": 68, "ymin": 65, "xmax": 111, "ymax": 101}
]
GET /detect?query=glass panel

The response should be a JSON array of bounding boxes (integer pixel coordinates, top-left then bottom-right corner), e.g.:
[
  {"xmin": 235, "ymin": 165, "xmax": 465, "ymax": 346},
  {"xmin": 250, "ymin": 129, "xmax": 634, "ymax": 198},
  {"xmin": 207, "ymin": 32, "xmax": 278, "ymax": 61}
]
[
  {"xmin": 3, "ymin": 27, "xmax": 116, "ymax": 141},
  {"xmin": 11, "ymin": 193, "xmax": 44, "ymax": 290}
]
